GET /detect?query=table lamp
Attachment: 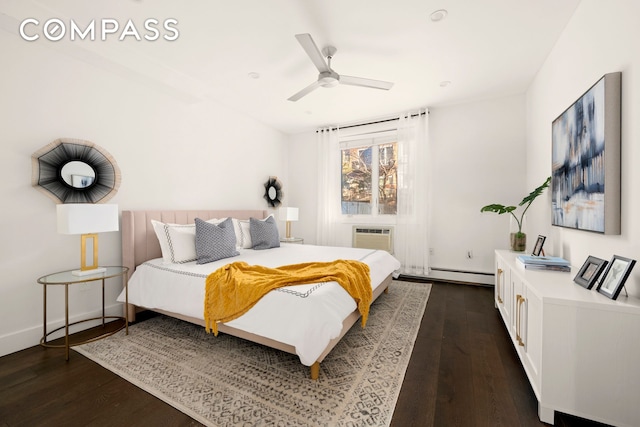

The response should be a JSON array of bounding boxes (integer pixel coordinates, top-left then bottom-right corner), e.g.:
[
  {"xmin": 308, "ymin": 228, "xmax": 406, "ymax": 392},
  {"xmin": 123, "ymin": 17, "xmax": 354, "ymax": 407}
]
[
  {"xmin": 57, "ymin": 204, "xmax": 119, "ymax": 276},
  {"xmin": 279, "ymin": 207, "xmax": 299, "ymax": 239}
]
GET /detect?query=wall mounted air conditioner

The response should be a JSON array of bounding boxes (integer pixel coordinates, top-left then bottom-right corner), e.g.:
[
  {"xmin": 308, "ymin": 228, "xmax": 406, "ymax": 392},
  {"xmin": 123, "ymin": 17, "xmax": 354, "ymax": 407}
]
[{"xmin": 352, "ymin": 226, "xmax": 393, "ymax": 253}]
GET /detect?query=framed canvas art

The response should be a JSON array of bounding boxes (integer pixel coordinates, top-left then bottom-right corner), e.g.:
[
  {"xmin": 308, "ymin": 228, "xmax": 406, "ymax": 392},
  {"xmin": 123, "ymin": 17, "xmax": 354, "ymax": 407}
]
[{"xmin": 551, "ymin": 72, "xmax": 621, "ymax": 234}]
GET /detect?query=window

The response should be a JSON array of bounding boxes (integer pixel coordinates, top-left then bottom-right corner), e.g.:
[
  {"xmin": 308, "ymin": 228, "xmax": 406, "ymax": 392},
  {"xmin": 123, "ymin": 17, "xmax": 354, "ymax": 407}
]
[{"xmin": 341, "ymin": 139, "xmax": 397, "ymax": 215}]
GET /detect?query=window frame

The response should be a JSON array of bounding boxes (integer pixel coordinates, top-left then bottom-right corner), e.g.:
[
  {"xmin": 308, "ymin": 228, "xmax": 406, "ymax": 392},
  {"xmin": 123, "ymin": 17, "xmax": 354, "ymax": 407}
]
[{"xmin": 340, "ymin": 130, "xmax": 398, "ymax": 218}]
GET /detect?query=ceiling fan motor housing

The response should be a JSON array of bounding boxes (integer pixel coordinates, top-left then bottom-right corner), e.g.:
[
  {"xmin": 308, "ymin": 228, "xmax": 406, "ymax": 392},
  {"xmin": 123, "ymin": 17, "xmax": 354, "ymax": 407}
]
[{"xmin": 319, "ymin": 70, "xmax": 340, "ymax": 87}]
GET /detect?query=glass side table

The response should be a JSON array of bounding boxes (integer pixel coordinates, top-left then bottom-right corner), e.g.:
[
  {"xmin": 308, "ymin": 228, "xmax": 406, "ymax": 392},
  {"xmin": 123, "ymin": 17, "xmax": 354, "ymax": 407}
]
[
  {"xmin": 280, "ymin": 237, "xmax": 304, "ymax": 244},
  {"xmin": 37, "ymin": 266, "xmax": 129, "ymax": 360}
]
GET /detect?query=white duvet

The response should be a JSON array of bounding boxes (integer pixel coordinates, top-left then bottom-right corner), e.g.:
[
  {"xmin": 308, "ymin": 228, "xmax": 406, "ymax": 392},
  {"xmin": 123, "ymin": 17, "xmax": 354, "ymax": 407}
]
[{"xmin": 117, "ymin": 243, "xmax": 401, "ymax": 366}]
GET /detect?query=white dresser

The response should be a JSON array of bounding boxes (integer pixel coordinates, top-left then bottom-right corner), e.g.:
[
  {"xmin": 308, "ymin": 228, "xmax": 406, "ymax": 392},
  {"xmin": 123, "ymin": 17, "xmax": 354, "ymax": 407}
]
[{"xmin": 494, "ymin": 250, "xmax": 640, "ymax": 426}]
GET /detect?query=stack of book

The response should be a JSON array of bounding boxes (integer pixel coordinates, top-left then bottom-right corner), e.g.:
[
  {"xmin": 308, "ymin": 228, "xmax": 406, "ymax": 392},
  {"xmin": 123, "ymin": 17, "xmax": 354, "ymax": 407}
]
[{"xmin": 516, "ymin": 255, "xmax": 571, "ymax": 272}]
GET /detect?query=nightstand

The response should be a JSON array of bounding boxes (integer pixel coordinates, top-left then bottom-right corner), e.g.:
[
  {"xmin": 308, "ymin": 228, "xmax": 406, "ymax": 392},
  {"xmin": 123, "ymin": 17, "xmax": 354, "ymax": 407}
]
[
  {"xmin": 280, "ymin": 237, "xmax": 304, "ymax": 244},
  {"xmin": 37, "ymin": 266, "xmax": 129, "ymax": 360}
]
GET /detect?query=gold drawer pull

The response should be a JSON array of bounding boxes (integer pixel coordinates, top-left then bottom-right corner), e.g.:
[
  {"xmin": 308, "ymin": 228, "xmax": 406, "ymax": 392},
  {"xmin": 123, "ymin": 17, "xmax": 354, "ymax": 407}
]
[
  {"xmin": 516, "ymin": 295, "xmax": 525, "ymax": 346},
  {"xmin": 496, "ymin": 268, "xmax": 504, "ymax": 304}
]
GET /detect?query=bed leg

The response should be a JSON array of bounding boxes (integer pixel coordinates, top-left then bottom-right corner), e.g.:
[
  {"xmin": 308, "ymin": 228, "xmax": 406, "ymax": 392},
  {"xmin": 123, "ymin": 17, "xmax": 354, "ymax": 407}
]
[
  {"xmin": 126, "ymin": 303, "xmax": 136, "ymax": 322},
  {"xmin": 310, "ymin": 361, "xmax": 320, "ymax": 380},
  {"xmin": 384, "ymin": 286, "xmax": 389, "ymax": 294}
]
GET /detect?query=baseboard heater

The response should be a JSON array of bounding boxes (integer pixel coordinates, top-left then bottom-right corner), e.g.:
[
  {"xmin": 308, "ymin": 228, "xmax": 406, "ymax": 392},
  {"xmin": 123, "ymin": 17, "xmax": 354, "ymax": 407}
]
[
  {"xmin": 425, "ymin": 267, "xmax": 494, "ymax": 286},
  {"xmin": 352, "ymin": 226, "xmax": 393, "ymax": 253}
]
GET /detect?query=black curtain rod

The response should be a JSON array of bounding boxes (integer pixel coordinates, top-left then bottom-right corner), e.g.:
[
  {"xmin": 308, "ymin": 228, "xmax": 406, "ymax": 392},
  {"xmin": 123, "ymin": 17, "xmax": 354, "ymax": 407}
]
[{"xmin": 316, "ymin": 110, "xmax": 427, "ymax": 133}]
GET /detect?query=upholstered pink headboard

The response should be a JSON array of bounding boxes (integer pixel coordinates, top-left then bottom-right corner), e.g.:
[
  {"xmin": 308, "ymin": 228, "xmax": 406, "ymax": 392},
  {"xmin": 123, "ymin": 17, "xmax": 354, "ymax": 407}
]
[{"xmin": 121, "ymin": 210, "xmax": 268, "ymax": 280}]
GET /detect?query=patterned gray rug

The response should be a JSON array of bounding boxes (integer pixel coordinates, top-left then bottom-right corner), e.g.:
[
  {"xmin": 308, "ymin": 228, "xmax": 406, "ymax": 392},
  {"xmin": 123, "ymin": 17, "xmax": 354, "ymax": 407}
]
[{"xmin": 74, "ymin": 280, "xmax": 431, "ymax": 427}]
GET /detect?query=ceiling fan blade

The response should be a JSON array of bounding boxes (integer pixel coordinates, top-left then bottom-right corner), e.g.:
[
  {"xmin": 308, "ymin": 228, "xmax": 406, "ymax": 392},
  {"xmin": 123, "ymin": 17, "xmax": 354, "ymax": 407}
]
[
  {"xmin": 295, "ymin": 33, "xmax": 330, "ymax": 73},
  {"xmin": 340, "ymin": 75, "xmax": 394, "ymax": 90},
  {"xmin": 288, "ymin": 80, "xmax": 322, "ymax": 102}
]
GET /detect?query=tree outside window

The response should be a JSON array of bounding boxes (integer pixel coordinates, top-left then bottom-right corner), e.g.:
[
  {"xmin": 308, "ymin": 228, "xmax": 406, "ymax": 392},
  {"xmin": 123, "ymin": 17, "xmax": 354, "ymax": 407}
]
[{"xmin": 341, "ymin": 142, "xmax": 397, "ymax": 215}]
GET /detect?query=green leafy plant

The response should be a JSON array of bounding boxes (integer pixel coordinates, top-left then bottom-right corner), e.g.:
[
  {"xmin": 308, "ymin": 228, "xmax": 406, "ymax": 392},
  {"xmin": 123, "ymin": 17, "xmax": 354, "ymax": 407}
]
[{"xmin": 480, "ymin": 176, "xmax": 551, "ymax": 236}]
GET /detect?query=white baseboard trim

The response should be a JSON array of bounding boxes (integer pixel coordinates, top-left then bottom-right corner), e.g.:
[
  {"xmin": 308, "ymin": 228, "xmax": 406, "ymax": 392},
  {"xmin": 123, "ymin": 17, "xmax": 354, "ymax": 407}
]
[{"xmin": 0, "ymin": 303, "xmax": 124, "ymax": 358}]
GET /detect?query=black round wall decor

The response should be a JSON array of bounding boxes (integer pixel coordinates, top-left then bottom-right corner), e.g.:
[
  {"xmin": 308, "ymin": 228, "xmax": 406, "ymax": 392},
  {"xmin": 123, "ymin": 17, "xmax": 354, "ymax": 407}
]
[{"xmin": 263, "ymin": 176, "xmax": 283, "ymax": 207}]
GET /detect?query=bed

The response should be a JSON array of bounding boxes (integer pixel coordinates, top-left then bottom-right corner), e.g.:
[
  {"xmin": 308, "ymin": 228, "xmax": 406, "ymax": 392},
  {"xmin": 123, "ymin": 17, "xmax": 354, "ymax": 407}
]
[{"xmin": 118, "ymin": 209, "xmax": 401, "ymax": 379}]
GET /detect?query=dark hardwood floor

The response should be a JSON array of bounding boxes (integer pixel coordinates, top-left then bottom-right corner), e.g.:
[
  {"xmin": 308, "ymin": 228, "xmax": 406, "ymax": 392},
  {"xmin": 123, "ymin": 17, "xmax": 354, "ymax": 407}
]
[{"xmin": 0, "ymin": 282, "xmax": 610, "ymax": 426}]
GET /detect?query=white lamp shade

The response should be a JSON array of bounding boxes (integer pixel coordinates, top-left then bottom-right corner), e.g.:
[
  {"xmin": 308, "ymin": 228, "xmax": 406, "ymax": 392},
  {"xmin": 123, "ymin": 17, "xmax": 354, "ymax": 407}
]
[
  {"xmin": 279, "ymin": 207, "xmax": 299, "ymax": 222},
  {"xmin": 57, "ymin": 204, "xmax": 119, "ymax": 235}
]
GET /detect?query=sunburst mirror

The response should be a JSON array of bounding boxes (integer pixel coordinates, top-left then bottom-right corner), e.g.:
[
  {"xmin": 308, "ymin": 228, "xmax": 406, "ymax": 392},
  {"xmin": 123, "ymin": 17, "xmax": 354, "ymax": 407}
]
[
  {"xmin": 31, "ymin": 138, "xmax": 121, "ymax": 204},
  {"xmin": 263, "ymin": 176, "xmax": 283, "ymax": 207}
]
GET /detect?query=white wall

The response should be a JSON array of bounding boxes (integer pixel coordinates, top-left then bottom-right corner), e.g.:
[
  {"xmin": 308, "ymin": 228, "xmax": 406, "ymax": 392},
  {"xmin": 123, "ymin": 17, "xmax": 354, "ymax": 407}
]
[
  {"xmin": 288, "ymin": 95, "xmax": 527, "ymax": 283},
  {"xmin": 287, "ymin": 132, "xmax": 318, "ymax": 244},
  {"xmin": 0, "ymin": 31, "xmax": 289, "ymax": 356},
  {"xmin": 429, "ymin": 95, "xmax": 527, "ymax": 278},
  {"xmin": 526, "ymin": 0, "xmax": 640, "ymax": 296}
]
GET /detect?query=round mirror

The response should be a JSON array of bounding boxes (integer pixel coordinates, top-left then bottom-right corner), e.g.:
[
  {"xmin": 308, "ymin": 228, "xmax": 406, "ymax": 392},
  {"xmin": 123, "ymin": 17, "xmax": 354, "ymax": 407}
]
[
  {"xmin": 263, "ymin": 176, "xmax": 283, "ymax": 207},
  {"xmin": 60, "ymin": 161, "xmax": 96, "ymax": 188},
  {"xmin": 32, "ymin": 138, "xmax": 121, "ymax": 204}
]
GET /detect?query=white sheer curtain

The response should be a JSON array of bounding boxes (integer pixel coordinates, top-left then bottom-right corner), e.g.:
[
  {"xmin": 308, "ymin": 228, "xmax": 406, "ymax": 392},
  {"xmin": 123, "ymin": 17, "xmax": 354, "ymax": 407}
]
[
  {"xmin": 395, "ymin": 109, "xmax": 430, "ymax": 275},
  {"xmin": 316, "ymin": 127, "xmax": 345, "ymax": 246},
  {"xmin": 315, "ymin": 112, "xmax": 430, "ymax": 272}
]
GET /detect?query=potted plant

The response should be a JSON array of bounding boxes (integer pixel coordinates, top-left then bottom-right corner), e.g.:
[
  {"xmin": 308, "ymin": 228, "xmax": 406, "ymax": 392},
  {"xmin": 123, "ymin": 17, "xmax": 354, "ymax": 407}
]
[{"xmin": 480, "ymin": 176, "xmax": 551, "ymax": 252}]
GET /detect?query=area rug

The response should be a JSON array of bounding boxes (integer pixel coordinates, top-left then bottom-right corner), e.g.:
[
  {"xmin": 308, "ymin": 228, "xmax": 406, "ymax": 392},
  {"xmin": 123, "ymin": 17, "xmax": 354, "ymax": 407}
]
[{"xmin": 74, "ymin": 280, "xmax": 431, "ymax": 427}]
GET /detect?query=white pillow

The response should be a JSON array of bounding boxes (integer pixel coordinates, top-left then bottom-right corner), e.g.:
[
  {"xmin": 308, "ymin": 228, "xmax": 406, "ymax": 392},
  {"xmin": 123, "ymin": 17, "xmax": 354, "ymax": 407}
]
[
  {"xmin": 236, "ymin": 219, "xmax": 252, "ymax": 249},
  {"xmin": 151, "ymin": 218, "xmax": 225, "ymax": 264},
  {"xmin": 231, "ymin": 218, "xmax": 247, "ymax": 249}
]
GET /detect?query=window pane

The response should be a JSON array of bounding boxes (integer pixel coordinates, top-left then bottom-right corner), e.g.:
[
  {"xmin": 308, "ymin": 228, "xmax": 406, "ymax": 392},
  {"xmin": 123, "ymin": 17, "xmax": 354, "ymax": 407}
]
[
  {"xmin": 341, "ymin": 146, "xmax": 372, "ymax": 214},
  {"xmin": 378, "ymin": 143, "xmax": 397, "ymax": 214}
]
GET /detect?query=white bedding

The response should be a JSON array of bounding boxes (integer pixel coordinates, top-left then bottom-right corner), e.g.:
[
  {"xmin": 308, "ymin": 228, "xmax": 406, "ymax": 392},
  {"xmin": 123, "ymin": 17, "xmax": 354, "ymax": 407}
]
[{"xmin": 117, "ymin": 243, "xmax": 401, "ymax": 366}]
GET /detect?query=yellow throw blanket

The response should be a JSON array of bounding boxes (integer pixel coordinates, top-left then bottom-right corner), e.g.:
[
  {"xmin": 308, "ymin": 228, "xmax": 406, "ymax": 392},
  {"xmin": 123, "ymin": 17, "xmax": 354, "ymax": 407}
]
[{"xmin": 204, "ymin": 259, "xmax": 371, "ymax": 335}]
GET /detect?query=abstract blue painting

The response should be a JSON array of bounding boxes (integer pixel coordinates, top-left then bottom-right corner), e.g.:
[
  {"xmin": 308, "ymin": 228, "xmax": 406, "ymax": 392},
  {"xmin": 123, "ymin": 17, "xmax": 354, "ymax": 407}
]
[{"xmin": 551, "ymin": 72, "xmax": 621, "ymax": 234}]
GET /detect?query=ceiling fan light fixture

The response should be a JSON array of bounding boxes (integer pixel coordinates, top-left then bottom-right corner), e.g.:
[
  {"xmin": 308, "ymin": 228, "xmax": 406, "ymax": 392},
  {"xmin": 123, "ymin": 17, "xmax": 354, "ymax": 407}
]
[
  {"xmin": 320, "ymin": 78, "xmax": 339, "ymax": 88},
  {"xmin": 321, "ymin": 80, "xmax": 339, "ymax": 88},
  {"xmin": 319, "ymin": 71, "xmax": 339, "ymax": 87}
]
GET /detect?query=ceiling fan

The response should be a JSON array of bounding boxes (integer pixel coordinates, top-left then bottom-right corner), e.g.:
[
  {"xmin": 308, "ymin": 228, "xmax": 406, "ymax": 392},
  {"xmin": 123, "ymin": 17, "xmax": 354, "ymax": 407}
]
[{"xmin": 288, "ymin": 33, "xmax": 394, "ymax": 102}]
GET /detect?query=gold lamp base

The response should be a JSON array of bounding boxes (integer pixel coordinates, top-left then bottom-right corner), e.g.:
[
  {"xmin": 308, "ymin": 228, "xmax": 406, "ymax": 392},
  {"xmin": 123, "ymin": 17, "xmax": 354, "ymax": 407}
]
[{"xmin": 72, "ymin": 233, "xmax": 106, "ymax": 276}]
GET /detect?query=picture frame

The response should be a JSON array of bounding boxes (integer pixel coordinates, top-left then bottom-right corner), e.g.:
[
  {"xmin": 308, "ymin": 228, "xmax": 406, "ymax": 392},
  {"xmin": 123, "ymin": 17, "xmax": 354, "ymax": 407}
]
[
  {"xmin": 532, "ymin": 235, "xmax": 546, "ymax": 256},
  {"xmin": 551, "ymin": 72, "xmax": 621, "ymax": 235},
  {"xmin": 573, "ymin": 256, "xmax": 608, "ymax": 289},
  {"xmin": 596, "ymin": 255, "xmax": 636, "ymax": 300}
]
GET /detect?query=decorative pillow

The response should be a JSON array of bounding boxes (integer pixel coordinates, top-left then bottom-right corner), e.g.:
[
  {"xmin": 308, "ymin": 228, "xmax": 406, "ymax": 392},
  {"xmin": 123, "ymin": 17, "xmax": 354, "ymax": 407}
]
[
  {"xmin": 249, "ymin": 215, "xmax": 280, "ymax": 250},
  {"xmin": 194, "ymin": 217, "xmax": 239, "ymax": 264},
  {"xmin": 151, "ymin": 220, "xmax": 198, "ymax": 264},
  {"xmin": 151, "ymin": 218, "xmax": 227, "ymax": 264},
  {"xmin": 231, "ymin": 218, "xmax": 249, "ymax": 249},
  {"xmin": 233, "ymin": 215, "xmax": 275, "ymax": 249},
  {"xmin": 236, "ymin": 219, "xmax": 252, "ymax": 249}
]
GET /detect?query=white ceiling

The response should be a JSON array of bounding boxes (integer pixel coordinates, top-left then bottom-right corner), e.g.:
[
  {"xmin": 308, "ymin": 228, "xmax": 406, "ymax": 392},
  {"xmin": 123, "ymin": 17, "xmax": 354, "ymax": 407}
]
[{"xmin": 1, "ymin": 0, "xmax": 581, "ymax": 134}]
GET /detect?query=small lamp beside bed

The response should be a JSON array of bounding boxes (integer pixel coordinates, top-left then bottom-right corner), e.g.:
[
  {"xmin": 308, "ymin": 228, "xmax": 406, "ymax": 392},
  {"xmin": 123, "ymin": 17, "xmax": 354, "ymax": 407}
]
[
  {"xmin": 57, "ymin": 204, "xmax": 119, "ymax": 276},
  {"xmin": 279, "ymin": 207, "xmax": 299, "ymax": 241}
]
